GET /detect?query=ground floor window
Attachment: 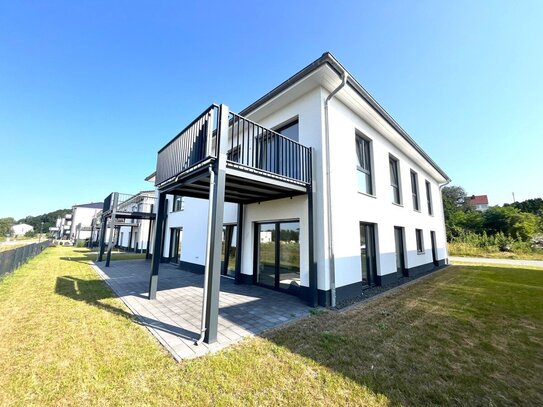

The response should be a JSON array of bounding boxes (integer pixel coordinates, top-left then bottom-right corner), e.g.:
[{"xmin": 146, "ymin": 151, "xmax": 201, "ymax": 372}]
[
  {"xmin": 394, "ymin": 226, "xmax": 406, "ymax": 276},
  {"xmin": 360, "ymin": 222, "xmax": 378, "ymax": 287},
  {"xmin": 416, "ymin": 229, "xmax": 424, "ymax": 253},
  {"xmin": 221, "ymin": 225, "xmax": 238, "ymax": 278},
  {"xmin": 255, "ymin": 220, "xmax": 300, "ymax": 295}
]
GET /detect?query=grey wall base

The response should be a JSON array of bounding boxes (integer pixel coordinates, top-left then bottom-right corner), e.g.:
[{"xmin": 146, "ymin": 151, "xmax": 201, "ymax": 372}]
[
  {"xmin": 178, "ymin": 260, "xmax": 205, "ymax": 274},
  {"xmin": 165, "ymin": 258, "xmax": 448, "ymax": 307}
]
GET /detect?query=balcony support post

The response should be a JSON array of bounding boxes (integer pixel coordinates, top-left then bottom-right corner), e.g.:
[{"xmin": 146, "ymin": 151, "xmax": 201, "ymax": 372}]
[
  {"xmin": 203, "ymin": 104, "xmax": 229, "ymax": 344},
  {"xmin": 105, "ymin": 192, "xmax": 118, "ymax": 267},
  {"xmin": 97, "ymin": 215, "xmax": 107, "ymax": 262},
  {"xmin": 149, "ymin": 192, "xmax": 167, "ymax": 300},
  {"xmin": 146, "ymin": 204, "xmax": 154, "ymax": 260}
]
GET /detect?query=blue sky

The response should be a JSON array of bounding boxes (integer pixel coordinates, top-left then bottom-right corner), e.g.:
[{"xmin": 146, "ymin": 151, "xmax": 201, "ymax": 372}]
[{"xmin": 1, "ymin": 1, "xmax": 541, "ymax": 219}]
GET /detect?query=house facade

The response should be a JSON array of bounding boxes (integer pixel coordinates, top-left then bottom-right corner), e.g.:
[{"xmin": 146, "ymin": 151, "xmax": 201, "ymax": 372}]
[
  {"xmin": 468, "ymin": 195, "xmax": 489, "ymax": 211},
  {"xmin": 11, "ymin": 223, "xmax": 34, "ymax": 237},
  {"xmin": 70, "ymin": 202, "xmax": 103, "ymax": 243},
  {"xmin": 147, "ymin": 52, "xmax": 450, "ymax": 344}
]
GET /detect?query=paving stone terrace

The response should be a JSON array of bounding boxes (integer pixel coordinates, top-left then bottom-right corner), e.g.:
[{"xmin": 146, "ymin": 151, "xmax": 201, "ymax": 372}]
[{"xmin": 92, "ymin": 260, "xmax": 310, "ymax": 360}]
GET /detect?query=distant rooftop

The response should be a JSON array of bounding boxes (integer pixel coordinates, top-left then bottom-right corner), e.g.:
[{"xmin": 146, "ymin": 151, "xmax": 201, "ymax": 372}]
[{"xmin": 469, "ymin": 195, "xmax": 489, "ymax": 205}]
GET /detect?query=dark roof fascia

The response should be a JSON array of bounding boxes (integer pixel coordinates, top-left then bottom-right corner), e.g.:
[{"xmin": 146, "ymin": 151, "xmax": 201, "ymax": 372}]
[
  {"xmin": 145, "ymin": 171, "xmax": 156, "ymax": 182},
  {"xmin": 240, "ymin": 52, "xmax": 450, "ymax": 182},
  {"xmin": 73, "ymin": 202, "xmax": 103, "ymax": 209}
]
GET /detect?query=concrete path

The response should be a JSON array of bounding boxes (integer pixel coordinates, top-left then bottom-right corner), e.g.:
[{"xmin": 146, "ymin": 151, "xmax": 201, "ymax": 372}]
[
  {"xmin": 92, "ymin": 259, "xmax": 310, "ymax": 360},
  {"xmin": 449, "ymin": 256, "xmax": 543, "ymax": 268}
]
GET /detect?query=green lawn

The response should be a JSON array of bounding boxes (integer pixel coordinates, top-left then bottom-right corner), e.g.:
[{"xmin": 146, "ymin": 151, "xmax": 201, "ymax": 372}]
[{"xmin": 0, "ymin": 247, "xmax": 542, "ymax": 405}]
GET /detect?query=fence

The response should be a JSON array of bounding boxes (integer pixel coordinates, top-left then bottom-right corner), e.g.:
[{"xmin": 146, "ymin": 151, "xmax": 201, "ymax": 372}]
[{"xmin": 0, "ymin": 240, "xmax": 52, "ymax": 278}]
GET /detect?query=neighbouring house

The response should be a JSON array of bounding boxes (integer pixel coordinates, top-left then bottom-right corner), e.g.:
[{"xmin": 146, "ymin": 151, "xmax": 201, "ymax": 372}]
[
  {"xmin": 94, "ymin": 191, "xmax": 156, "ymax": 263},
  {"xmin": 108, "ymin": 52, "xmax": 450, "ymax": 345},
  {"xmin": 70, "ymin": 202, "xmax": 103, "ymax": 243},
  {"xmin": 468, "ymin": 195, "xmax": 489, "ymax": 211},
  {"xmin": 11, "ymin": 223, "xmax": 34, "ymax": 236},
  {"xmin": 51, "ymin": 213, "xmax": 72, "ymax": 239}
]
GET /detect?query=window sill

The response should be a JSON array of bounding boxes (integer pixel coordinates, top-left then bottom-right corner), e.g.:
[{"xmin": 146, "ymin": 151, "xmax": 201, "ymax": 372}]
[
  {"xmin": 413, "ymin": 209, "xmax": 421, "ymax": 213},
  {"xmin": 417, "ymin": 251, "xmax": 425, "ymax": 255},
  {"xmin": 392, "ymin": 202, "xmax": 403, "ymax": 208},
  {"xmin": 358, "ymin": 191, "xmax": 377, "ymax": 199}
]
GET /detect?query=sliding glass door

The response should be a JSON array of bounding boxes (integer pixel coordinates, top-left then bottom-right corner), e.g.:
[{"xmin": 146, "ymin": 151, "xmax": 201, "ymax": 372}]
[{"xmin": 256, "ymin": 221, "xmax": 300, "ymax": 295}]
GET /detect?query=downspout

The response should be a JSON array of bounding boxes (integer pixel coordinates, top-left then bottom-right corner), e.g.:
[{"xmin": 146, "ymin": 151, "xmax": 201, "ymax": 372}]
[
  {"xmin": 324, "ymin": 71, "xmax": 348, "ymax": 307},
  {"xmin": 439, "ymin": 179, "xmax": 452, "ymax": 264},
  {"xmin": 195, "ymin": 165, "xmax": 215, "ymax": 345}
]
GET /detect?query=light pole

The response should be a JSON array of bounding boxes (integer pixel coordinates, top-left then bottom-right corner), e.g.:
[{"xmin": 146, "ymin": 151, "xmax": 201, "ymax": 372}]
[{"xmin": 39, "ymin": 221, "xmax": 44, "ymax": 243}]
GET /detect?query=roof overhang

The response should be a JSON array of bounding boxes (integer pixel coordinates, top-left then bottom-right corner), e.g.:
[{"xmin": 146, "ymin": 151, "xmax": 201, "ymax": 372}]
[{"xmin": 240, "ymin": 52, "xmax": 450, "ymax": 183}]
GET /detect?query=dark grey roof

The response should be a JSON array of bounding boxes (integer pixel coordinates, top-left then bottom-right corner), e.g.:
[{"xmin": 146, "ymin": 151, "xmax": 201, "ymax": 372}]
[
  {"xmin": 73, "ymin": 202, "xmax": 103, "ymax": 209},
  {"xmin": 240, "ymin": 52, "xmax": 450, "ymax": 182}
]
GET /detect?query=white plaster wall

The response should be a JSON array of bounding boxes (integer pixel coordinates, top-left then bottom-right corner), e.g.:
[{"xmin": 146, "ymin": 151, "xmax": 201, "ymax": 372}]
[
  {"xmin": 163, "ymin": 195, "xmax": 237, "ymax": 265},
  {"xmin": 326, "ymin": 95, "xmax": 448, "ymax": 289},
  {"xmin": 71, "ymin": 206, "xmax": 101, "ymax": 239}
]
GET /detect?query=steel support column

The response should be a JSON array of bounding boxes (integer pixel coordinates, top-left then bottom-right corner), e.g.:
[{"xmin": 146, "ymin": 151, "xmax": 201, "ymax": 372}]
[
  {"xmin": 203, "ymin": 104, "xmax": 229, "ymax": 344},
  {"xmin": 97, "ymin": 215, "xmax": 107, "ymax": 262},
  {"xmin": 234, "ymin": 204, "xmax": 244, "ymax": 284},
  {"xmin": 105, "ymin": 193, "xmax": 118, "ymax": 267},
  {"xmin": 148, "ymin": 192, "xmax": 166, "ymax": 300}
]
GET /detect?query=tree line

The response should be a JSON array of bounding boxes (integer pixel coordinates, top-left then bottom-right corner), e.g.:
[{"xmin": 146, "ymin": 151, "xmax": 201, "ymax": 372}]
[
  {"xmin": 0, "ymin": 208, "xmax": 71, "ymax": 238},
  {"xmin": 442, "ymin": 186, "xmax": 543, "ymax": 250}
]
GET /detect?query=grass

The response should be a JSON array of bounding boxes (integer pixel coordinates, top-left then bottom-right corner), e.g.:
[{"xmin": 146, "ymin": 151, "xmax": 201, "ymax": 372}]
[
  {"xmin": 449, "ymin": 242, "xmax": 543, "ymax": 261},
  {"xmin": 1, "ymin": 247, "xmax": 542, "ymax": 405}
]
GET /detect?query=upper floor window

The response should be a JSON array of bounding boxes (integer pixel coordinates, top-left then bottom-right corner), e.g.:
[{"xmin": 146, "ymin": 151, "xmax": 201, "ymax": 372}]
[
  {"xmin": 425, "ymin": 180, "xmax": 433, "ymax": 215},
  {"xmin": 389, "ymin": 156, "xmax": 401, "ymax": 204},
  {"xmin": 172, "ymin": 195, "xmax": 184, "ymax": 212},
  {"xmin": 275, "ymin": 120, "xmax": 299, "ymax": 142},
  {"xmin": 416, "ymin": 229, "xmax": 424, "ymax": 253},
  {"xmin": 410, "ymin": 170, "xmax": 420, "ymax": 211},
  {"xmin": 356, "ymin": 135, "xmax": 373, "ymax": 195}
]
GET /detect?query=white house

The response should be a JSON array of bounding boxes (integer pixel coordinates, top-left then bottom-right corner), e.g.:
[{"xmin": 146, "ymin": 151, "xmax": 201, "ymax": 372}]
[
  {"xmin": 11, "ymin": 223, "xmax": 34, "ymax": 237},
  {"xmin": 70, "ymin": 203, "xmax": 103, "ymax": 243},
  {"xmin": 144, "ymin": 52, "xmax": 450, "ymax": 344}
]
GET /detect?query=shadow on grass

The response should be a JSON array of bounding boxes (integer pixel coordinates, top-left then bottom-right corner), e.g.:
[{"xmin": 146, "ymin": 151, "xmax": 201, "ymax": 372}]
[{"xmin": 54, "ymin": 275, "xmax": 199, "ymax": 341}]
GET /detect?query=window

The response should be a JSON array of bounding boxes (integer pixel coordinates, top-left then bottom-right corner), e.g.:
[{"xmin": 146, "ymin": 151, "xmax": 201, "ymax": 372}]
[
  {"xmin": 416, "ymin": 229, "xmax": 424, "ymax": 253},
  {"xmin": 425, "ymin": 180, "xmax": 433, "ymax": 215},
  {"xmin": 275, "ymin": 120, "xmax": 299, "ymax": 142},
  {"xmin": 172, "ymin": 195, "xmax": 184, "ymax": 212},
  {"xmin": 410, "ymin": 170, "xmax": 419, "ymax": 211},
  {"xmin": 389, "ymin": 156, "xmax": 401, "ymax": 204},
  {"xmin": 356, "ymin": 135, "xmax": 373, "ymax": 195},
  {"xmin": 257, "ymin": 119, "xmax": 299, "ymax": 176}
]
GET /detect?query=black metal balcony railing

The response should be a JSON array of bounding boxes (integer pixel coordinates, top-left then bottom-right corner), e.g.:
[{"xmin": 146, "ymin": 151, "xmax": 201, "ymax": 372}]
[
  {"xmin": 156, "ymin": 105, "xmax": 218, "ymax": 186},
  {"xmin": 103, "ymin": 192, "xmax": 157, "ymax": 214},
  {"xmin": 155, "ymin": 104, "xmax": 312, "ymax": 187}
]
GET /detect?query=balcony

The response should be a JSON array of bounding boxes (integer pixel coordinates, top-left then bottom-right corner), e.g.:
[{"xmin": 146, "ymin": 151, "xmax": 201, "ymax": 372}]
[
  {"xmin": 155, "ymin": 104, "xmax": 312, "ymax": 203},
  {"xmin": 102, "ymin": 192, "xmax": 157, "ymax": 220}
]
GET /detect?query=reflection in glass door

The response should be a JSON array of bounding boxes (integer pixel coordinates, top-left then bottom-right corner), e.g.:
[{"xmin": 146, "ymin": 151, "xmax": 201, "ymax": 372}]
[
  {"xmin": 359, "ymin": 222, "xmax": 377, "ymax": 287},
  {"xmin": 221, "ymin": 225, "xmax": 238, "ymax": 278},
  {"xmin": 256, "ymin": 221, "xmax": 300, "ymax": 295}
]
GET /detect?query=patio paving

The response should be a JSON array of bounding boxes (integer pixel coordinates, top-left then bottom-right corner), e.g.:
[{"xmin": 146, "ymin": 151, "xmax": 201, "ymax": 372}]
[{"xmin": 92, "ymin": 260, "xmax": 310, "ymax": 360}]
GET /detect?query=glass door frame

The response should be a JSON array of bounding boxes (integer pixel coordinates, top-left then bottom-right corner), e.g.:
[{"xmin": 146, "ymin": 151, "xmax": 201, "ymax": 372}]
[
  {"xmin": 253, "ymin": 219, "xmax": 301, "ymax": 295},
  {"xmin": 394, "ymin": 226, "xmax": 407, "ymax": 277}
]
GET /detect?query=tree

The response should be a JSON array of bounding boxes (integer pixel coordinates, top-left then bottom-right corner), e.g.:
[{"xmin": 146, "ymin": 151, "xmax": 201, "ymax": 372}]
[{"xmin": 0, "ymin": 217, "xmax": 15, "ymax": 237}]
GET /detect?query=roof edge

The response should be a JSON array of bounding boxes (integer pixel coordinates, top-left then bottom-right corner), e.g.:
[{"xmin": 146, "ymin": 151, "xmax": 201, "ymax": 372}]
[{"xmin": 240, "ymin": 52, "xmax": 451, "ymax": 182}]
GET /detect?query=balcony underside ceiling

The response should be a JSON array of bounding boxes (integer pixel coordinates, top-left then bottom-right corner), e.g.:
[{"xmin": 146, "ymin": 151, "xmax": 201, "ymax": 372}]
[{"xmin": 159, "ymin": 164, "xmax": 308, "ymax": 204}]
